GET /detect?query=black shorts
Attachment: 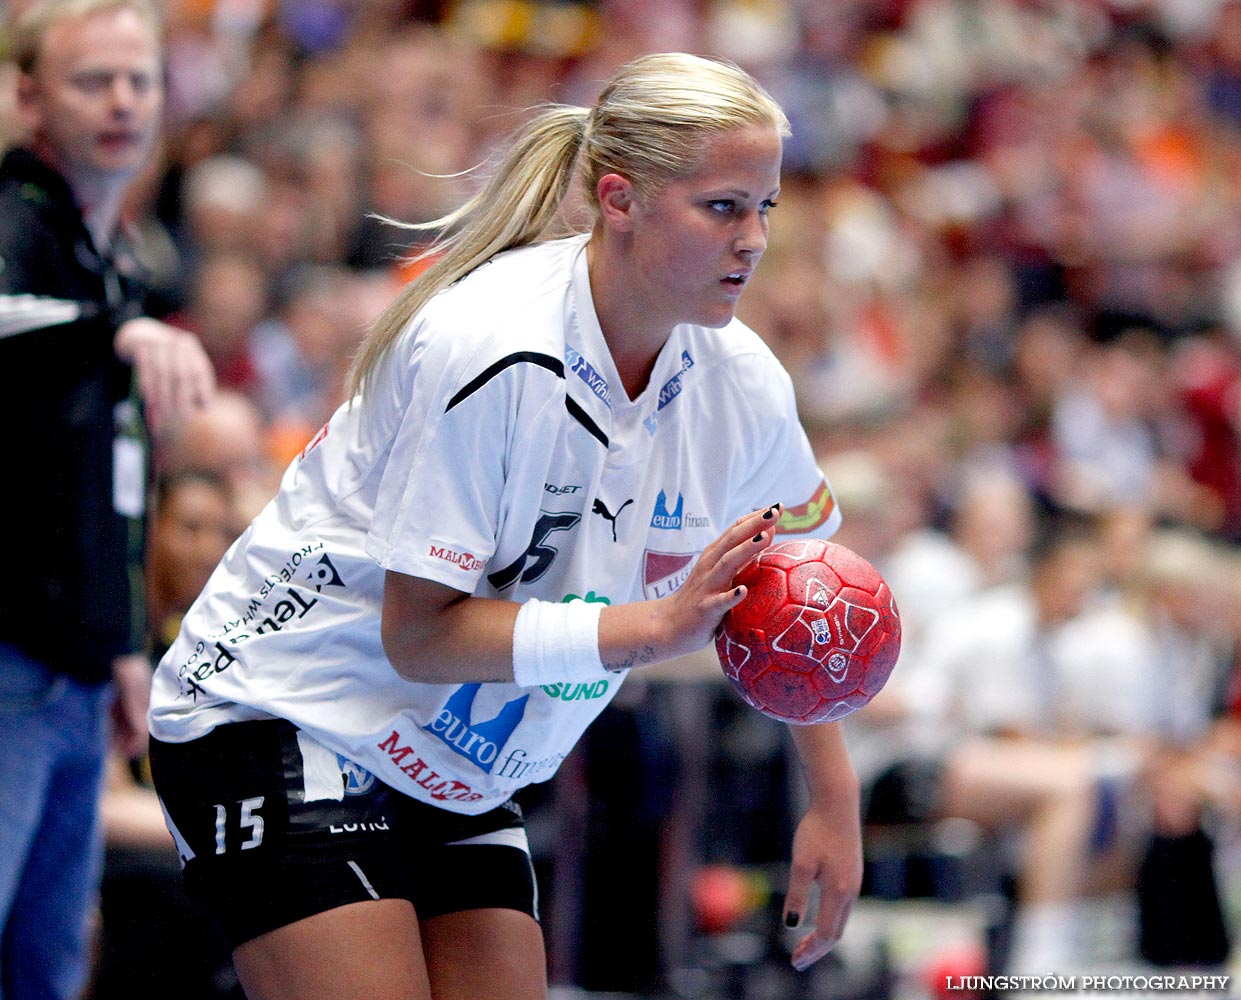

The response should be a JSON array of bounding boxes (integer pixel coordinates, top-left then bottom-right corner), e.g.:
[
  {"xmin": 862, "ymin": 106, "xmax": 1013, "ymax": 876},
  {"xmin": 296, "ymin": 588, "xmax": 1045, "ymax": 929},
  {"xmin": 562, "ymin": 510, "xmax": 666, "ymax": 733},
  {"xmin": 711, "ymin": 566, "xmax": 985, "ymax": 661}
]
[{"xmin": 149, "ymin": 719, "xmax": 538, "ymax": 948}]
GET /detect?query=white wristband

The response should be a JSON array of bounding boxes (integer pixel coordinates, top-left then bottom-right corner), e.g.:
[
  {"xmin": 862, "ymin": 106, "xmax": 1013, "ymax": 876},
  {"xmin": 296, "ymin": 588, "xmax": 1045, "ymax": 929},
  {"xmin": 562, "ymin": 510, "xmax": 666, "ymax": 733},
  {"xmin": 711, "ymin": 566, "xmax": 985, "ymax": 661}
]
[{"xmin": 511, "ymin": 598, "xmax": 606, "ymax": 688}]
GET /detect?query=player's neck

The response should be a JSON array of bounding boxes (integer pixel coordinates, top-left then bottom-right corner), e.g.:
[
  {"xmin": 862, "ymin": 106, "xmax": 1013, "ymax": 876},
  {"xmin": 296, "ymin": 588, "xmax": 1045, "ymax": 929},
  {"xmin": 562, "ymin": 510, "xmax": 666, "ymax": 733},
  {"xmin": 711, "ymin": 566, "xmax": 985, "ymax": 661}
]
[{"xmin": 585, "ymin": 236, "xmax": 670, "ymax": 399}]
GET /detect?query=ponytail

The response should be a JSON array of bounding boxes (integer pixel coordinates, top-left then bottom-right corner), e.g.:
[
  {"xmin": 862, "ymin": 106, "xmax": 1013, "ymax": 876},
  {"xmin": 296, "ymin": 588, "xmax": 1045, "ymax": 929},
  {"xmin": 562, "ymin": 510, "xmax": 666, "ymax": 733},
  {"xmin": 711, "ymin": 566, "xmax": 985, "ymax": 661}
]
[{"xmin": 347, "ymin": 105, "xmax": 588, "ymax": 400}]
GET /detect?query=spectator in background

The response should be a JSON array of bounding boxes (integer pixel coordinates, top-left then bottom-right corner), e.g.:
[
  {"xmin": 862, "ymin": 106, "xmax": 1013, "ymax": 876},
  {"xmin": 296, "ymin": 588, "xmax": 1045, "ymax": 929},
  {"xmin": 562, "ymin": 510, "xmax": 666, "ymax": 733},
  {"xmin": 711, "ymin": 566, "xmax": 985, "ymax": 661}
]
[
  {"xmin": 872, "ymin": 522, "xmax": 1154, "ymax": 973},
  {"xmin": 170, "ymin": 250, "xmax": 268, "ymax": 394},
  {"xmin": 1009, "ymin": 304, "xmax": 1090, "ymax": 500},
  {"xmin": 883, "ymin": 467, "xmax": 1035, "ymax": 661},
  {"xmin": 1170, "ymin": 327, "xmax": 1241, "ymax": 540},
  {"xmin": 1097, "ymin": 528, "xmax": 1238, "ymax": 967},
  {"xmin": 177, "ymin": 153, "xmax": 269, "ymax": 266},
  {"xmin": 1050, "ymin": 329, "xmax": 1165, "ymax": 513},
  {"xmin": 255, "ymin": 263, "xmax": 397, "ymax": 465},
  {"xmin": 158, "ymin": 389, "xmax": 280, "ymax": 532},
  {"xmin": 145, "ymin": 470, "xmax": 236, "ymax": 661},
  {"xmin": 0, "ymin": 3, "xmax": 213, "ymax": 998},
  {"xmin": 253, "ymin": 264, "xmax": 361, "ymax": 432}
]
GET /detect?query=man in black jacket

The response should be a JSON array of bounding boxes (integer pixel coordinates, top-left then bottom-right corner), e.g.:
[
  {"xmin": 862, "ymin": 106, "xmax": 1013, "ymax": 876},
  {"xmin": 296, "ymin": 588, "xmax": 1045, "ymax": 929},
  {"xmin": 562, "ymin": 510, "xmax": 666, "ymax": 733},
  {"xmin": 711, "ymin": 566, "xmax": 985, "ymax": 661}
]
[{"xmin": 0, "ymin": 3, "xmax": 213, "ymax": 997}]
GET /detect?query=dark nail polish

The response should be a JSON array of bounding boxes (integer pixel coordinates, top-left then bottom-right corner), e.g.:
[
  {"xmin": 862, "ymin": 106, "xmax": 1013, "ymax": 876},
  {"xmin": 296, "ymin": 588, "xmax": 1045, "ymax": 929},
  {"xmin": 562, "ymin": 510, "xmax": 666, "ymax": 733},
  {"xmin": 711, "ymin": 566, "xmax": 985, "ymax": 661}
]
[
  {"xmin": 734, "ymin": 587, "xmax": 742, "ymax": 597},
  {"xmin": 785, "ymin": 912, "xmax": 800, "ymax": 928},
  {"xmin": 763, "ymin": 509, "xmax": 774, "ymax": 520},
  {"xmin": 752, "ymin": 534, "xmax": 763, "ymax": 543}
]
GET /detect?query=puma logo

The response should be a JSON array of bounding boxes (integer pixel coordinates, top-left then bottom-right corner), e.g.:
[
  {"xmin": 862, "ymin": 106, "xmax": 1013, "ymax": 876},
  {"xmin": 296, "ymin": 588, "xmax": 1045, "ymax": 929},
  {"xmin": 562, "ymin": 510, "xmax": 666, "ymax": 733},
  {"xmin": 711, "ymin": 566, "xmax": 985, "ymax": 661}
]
[{"xmin": 591, "ymin": 497, "xmax": 633, "ymax": 543}]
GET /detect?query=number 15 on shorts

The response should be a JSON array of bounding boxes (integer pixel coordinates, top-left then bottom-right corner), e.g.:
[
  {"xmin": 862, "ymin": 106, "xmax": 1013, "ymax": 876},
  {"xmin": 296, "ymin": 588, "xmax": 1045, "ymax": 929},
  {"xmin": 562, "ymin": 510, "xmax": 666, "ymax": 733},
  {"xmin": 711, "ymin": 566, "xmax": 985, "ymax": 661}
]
[{"xmin": 214, "ymin": 796, "xmax": 265, "ymax": 854}]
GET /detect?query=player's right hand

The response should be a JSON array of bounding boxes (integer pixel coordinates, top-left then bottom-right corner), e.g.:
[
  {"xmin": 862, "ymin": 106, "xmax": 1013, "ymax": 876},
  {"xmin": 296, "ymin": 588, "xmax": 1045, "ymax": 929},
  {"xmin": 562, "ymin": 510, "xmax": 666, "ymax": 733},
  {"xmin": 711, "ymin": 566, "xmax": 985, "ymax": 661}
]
[{"xmin": 651, "ymin": 502, "xmax": 782, "ymax": 660}]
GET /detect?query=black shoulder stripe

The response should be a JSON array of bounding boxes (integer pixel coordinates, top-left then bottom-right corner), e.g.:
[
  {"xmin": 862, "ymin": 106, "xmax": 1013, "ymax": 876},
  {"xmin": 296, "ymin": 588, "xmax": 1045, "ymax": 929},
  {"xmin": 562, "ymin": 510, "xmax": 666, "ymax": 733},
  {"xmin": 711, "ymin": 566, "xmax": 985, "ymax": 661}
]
[
  {"xmin": 566, "ymin": 396, "xmax": 609, "ymax": 447},
  {"xmin": 445, "ymin": 351, "xmax": 564, "ymax": 412}
]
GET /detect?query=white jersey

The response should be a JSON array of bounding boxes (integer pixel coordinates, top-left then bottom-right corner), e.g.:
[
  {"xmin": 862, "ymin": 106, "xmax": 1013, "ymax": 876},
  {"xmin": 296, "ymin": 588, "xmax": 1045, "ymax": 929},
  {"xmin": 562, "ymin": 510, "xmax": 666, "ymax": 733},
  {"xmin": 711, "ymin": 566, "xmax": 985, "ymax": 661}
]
[{"xmin": 149, "ymin": 235, "xmax": 840, "ymax": 814}]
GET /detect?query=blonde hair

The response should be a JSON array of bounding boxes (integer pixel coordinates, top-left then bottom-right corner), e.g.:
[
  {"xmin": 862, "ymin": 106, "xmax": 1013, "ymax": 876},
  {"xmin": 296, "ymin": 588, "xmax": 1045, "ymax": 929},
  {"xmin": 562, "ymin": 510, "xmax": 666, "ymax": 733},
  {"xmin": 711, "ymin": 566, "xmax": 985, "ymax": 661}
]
[
  {"xmin": 12, "ymin": 0, "xmax": 160, "ymax": 74},
  {"xmin": 347, "ymin": 52, "xmax": 790, "ymax": 400}
]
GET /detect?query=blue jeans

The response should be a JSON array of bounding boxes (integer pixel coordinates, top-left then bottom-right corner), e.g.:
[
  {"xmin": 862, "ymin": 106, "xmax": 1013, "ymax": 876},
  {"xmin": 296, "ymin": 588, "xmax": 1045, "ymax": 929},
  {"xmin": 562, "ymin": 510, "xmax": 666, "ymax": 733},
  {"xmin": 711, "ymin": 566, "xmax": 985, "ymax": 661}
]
[{"xmin": 0, "ymin": 644, "xmax": 109, "ymax": 1000}]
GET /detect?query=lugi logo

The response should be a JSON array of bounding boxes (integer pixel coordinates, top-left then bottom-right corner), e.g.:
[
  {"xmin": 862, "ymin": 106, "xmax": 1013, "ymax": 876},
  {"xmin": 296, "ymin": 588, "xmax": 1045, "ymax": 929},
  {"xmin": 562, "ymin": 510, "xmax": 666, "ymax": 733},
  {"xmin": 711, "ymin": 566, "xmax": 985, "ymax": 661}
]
[
  {"xmin": 642, "ymin": 550, "xmax": 696, "ymax": 599},
  {"xmin": 424, "ymin": 683, "xmax": 529, "ymax": 773}
]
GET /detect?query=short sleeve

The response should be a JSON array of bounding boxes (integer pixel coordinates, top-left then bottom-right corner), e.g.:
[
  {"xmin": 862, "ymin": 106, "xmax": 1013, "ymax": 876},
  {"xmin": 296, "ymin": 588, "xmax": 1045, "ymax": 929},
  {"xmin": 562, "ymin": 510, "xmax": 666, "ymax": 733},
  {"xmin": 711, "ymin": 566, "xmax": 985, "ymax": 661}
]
[
  {"xmin": 364, "ymin": 318, "xmax": 564, "ymax": 593},
  {"xmin": 726, "ymin": 354, "xmax": 841, "ymax": 540}
]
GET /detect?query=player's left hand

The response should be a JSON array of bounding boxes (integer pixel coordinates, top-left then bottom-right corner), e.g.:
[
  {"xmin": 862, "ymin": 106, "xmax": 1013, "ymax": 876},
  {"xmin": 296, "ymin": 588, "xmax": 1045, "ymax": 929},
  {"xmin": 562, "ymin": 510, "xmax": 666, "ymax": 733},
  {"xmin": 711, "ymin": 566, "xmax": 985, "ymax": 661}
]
[
  {"xmin": 783, "ymin": 800, "xmax": 863, "ymax": 971},
  {"xmin": 114, "ymin": 317, "xmax": 215, "ymax": 433}
]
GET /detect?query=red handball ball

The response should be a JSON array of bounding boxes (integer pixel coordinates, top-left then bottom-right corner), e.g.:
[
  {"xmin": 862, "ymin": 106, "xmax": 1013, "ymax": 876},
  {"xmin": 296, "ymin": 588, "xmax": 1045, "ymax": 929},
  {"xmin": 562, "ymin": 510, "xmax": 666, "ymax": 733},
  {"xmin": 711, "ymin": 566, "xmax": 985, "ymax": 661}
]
[{"xmin": 715, "ymin": 539, "xmax": 901, "ymax": 725}]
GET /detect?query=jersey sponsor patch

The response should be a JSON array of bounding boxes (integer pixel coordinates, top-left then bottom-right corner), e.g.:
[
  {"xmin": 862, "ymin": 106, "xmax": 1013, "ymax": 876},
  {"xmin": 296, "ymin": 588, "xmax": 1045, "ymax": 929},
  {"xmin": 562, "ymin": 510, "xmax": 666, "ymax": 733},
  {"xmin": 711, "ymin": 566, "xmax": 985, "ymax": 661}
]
[
  {"xmin": 650, "ymin": 490, "xmax": 683, "ymax": 530},
  {"xmin": 308, "ymin": 553, "xmax": 345, "ymax": 591},
  {"xmin": 649, "ymin": 490, "xmax": 710, "ymax": 531},
  {"xmin": 377, "ymin": 729, "xmax": 484, "ymax": 803},
  {"xmin": 339, "ymin": 756, "xmax": 378, "ymax": 795},
  {"xmin": 565, "ymin": 346, "xmax": 612, "ymax": 407},
  {"xmin": 424, "ymin": 684, "xmax": 530, "ymax": 774},
  {"xmin": 173, "ymin": 543, "xmax": 345, "ymax": 701},
  {"xmin": 428, "ymin": 545, "xmax": 485, "ymax": 572},
  {"xmin": 644, "ymin": 351, "xmax": 696, "ymax": 436},
  {"xmin": 655, "ymin": 351, "xmax": 694, "ymax": 412}
]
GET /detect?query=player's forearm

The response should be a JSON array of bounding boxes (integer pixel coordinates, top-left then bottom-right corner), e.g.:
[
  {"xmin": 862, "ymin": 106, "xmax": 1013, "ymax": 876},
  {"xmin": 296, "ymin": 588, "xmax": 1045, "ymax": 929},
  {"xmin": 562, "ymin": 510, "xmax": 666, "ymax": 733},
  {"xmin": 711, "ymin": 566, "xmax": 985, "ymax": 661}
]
[
  {"xmin": 385, "ymin": 594, "xmax": 685, "ymax": 683},
  {"xmin": 788, "ymin": 722, "xmax": 860, "ymax": 812},
  {"xmin": 383, "ymin": 570, "xmax": 686, "ymax": 684},
  {"xmin": 596, "ymin": 599, "xmax": 684, "ymax": 672},
  {"xmin": 383, "ymin": 589, "xmax": 521, "ymax": 684}
]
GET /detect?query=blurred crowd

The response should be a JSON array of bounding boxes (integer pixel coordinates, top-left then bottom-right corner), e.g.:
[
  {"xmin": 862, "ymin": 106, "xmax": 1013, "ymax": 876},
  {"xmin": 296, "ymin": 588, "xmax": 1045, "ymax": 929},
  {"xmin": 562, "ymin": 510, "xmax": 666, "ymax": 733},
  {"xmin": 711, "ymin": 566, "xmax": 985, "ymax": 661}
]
[{"xmin": 5, "ymin": 0, "xmax": 1241, "ymax": 995}]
